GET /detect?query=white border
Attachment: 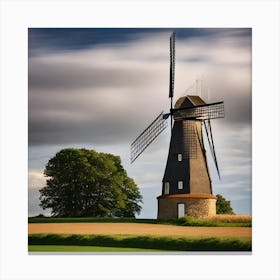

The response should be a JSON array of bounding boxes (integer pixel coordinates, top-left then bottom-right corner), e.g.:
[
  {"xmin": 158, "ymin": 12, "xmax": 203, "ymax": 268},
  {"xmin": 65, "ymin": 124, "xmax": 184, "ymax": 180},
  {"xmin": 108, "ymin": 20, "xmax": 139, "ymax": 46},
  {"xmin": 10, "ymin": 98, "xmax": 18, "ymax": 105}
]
[{"xmin": 1, "ymin": 1, "xmax": 279, "ymax": 279}]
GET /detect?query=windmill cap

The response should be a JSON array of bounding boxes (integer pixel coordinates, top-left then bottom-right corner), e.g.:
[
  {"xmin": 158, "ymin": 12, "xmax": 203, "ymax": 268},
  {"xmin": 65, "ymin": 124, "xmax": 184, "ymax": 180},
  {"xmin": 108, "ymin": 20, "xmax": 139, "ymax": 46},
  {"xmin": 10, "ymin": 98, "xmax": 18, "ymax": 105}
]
[{"xmin": 174, "ymin": 95, "xmax": 206, "ymax": 109}]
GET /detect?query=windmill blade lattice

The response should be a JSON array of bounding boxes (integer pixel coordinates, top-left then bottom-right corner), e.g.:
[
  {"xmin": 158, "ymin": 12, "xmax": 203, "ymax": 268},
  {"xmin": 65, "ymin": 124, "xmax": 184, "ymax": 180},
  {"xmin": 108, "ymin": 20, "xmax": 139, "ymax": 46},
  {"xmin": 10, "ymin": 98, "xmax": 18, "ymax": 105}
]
[
  {"xmin": 169, "ymin": 32, "xmax": 175, "ymax": 99},
  {"xmin": 169, "ymin": 32, "xmax": 176, "ymax": 131},
  {"xmin": 173, "ymin": 102, "xmax": 224, "ymax": 121},
  {"xmin": 131, "ymin": 112, "xmax": 168, "ymax": 163},
  {"xmin": 203, "ymin": 120, "xmax": 221, "ymax": 178}
]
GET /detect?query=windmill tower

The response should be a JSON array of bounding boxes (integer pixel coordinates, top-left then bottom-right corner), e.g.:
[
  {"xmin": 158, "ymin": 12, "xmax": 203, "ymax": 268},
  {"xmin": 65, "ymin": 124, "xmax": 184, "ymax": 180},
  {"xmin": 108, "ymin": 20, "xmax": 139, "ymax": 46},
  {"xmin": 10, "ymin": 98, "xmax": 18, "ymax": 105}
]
[{"xmin": 131, "ymin": 32, "xmax": 224, "ymax": 219}]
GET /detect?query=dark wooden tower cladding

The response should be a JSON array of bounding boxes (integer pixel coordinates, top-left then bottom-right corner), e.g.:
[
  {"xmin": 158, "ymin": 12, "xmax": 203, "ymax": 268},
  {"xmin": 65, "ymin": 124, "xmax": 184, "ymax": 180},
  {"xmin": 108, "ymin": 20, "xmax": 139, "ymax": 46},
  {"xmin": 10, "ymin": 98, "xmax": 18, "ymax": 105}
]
[
  {"xmin": 161, "ymin": 95, "xmax": 212, "ymax": 197},
  {"xmin": 157, "ymin": 94, "xmax": 224, "ymax": 219}
]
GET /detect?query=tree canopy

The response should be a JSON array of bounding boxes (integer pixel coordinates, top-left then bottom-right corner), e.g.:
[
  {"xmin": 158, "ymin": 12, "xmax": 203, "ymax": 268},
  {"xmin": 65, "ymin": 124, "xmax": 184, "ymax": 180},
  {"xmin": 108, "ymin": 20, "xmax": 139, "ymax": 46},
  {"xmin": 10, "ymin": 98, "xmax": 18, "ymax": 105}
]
[
  {"xmin": 39, "ymin": 148, "xmax": 142, "ymax": 217},
  {"xmin": 216, "ymin": 194, "xmax": 235, "ymax": 214}
]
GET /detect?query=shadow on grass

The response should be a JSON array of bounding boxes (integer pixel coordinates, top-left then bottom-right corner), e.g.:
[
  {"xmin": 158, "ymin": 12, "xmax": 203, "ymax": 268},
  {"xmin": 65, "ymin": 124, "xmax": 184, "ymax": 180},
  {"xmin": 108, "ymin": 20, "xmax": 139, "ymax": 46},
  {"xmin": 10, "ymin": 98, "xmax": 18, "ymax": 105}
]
[{"xmin": 29, "ymin": 234, "xmax": 252, "ymax": 251}]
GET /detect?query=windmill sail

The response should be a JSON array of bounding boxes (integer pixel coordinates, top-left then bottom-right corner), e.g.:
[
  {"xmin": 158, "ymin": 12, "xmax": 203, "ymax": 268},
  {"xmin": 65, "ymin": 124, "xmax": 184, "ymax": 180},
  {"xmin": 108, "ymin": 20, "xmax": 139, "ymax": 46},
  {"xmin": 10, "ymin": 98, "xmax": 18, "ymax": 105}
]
[
  {"xmin": 168, "ymin": 32, "xmax": 176, "ymax": 131},
  {"xmin": 173, "ymin": 101, "xmax": 224, "ymax": 121},
  {"xmin": 203, "ymin": 120, "xmax": 221, "ymax": 178},
  {"xmin": 169, "ymin": 32, "xmax": 175, "ymax": 98},
  {"xmin": 131, "ymin": 112, "xmax": 168, "ymax": 163}
]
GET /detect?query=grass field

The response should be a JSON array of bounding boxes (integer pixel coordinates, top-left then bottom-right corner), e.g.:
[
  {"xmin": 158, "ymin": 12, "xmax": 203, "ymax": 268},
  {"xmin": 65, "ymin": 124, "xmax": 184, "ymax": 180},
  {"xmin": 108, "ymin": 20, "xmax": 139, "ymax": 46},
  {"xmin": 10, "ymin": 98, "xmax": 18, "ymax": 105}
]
[
  {"xmin": 28, "ymin": 215, "xmax": 252, "ymax": 252},
  {"xmin": 28, "ymin": 233, "xmax": 252, "ymax": 251},
  {"xmin": 29, "ymin": 245, "xmax": 166, "ymax": 252},
  {"xmin": 28, "ymin": 215, "xmax": 252, "ymax": 227}
]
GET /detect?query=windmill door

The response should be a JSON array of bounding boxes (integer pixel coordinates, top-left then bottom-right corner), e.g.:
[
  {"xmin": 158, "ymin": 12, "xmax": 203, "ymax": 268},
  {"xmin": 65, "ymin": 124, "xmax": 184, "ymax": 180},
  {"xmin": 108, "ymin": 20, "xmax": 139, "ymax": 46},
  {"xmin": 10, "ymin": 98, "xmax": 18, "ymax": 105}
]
[{"xmin": 178, "ymin": 203, "xmax": 185, "ymax": 218}]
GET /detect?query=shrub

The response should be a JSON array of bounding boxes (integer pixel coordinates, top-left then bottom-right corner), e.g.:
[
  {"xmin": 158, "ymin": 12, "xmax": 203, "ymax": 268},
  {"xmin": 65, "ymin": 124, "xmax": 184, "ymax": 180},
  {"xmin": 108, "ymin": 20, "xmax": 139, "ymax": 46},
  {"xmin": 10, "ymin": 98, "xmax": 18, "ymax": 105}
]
[{"xmin": 216, "ymin": 194, "xmax": 235, "ymax": 214}]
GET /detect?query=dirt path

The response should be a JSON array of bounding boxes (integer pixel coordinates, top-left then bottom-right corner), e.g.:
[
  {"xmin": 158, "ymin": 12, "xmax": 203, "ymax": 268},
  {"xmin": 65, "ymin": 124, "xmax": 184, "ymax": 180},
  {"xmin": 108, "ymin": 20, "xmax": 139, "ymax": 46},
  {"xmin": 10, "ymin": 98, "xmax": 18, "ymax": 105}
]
[{"xmin": 28, "ymin": 223, "xmax": 251, "ymax": 238}]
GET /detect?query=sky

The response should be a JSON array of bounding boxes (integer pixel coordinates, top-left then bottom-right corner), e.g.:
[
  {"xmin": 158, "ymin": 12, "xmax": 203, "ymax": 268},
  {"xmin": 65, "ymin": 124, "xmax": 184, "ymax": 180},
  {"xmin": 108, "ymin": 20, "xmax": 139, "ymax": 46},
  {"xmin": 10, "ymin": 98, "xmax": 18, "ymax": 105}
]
[{"xmin": 28, "ymin": 28, "xmax": 252, "ymax": 218}]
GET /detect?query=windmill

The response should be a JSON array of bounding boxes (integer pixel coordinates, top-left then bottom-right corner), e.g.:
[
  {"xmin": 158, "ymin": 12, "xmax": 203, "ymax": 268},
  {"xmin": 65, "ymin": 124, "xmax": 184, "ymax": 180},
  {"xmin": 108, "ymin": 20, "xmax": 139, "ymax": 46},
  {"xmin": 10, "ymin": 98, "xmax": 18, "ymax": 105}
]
[{"xmin": 130, "ymin": 32, "xmax": 225, "ymax": 219}]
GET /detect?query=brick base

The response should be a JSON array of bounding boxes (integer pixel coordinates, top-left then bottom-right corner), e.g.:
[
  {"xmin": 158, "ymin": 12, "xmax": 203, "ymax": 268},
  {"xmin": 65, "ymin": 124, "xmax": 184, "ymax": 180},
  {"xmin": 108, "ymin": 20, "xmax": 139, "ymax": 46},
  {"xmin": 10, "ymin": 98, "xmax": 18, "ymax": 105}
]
[{"xmin": 157, "ymin": 194, "xmax": 216, "ymax": 219}]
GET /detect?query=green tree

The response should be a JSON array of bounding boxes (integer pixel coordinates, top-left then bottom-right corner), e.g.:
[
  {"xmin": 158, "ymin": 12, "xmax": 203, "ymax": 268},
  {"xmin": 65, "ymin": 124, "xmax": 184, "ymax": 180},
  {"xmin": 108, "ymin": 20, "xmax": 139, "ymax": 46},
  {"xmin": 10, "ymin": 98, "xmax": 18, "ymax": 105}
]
[
  {"xmin": 39, "ymin": 148, "xmax": 142, "ymax": 217},
  {"xmin": 216, "ymin": 194, "xmax": 235, "ymax": 214}
]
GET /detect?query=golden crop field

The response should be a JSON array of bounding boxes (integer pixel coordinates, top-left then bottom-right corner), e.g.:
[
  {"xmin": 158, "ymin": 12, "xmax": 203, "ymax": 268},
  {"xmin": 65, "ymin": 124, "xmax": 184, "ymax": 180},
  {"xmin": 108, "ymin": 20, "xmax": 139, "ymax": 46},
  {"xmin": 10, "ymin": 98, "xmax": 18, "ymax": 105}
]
[{"xmin": 209, "ymin": 214, "xmax": 252, "ymax": 223}]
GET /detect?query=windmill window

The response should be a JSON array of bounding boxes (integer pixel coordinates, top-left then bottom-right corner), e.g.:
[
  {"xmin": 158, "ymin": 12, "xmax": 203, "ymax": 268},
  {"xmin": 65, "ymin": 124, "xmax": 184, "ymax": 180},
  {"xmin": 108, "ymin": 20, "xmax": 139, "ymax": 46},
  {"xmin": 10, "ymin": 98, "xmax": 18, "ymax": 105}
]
[
  {"xmin": 164, "ymin": 182, "xmax": 170, "ymax": 195},
  {"xmin": 178, "ymin": 154, "xmax": 182, "ymax": 161},
  {"xmin": 178, "ymin": 181, "xmax": 183, "ymax": 189}
]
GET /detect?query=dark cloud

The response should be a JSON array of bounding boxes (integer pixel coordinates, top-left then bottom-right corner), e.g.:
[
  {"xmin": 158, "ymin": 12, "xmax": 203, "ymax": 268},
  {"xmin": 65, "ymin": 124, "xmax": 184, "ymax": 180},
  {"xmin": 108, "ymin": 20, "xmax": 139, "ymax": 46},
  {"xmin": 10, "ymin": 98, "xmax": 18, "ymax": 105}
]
[
  {"xmin": 29, "ymin": 28, "xmax": 251, "ymax": 56},
  {"xmin": 29, "ymin": 113, "xmax": 142, "ymax": 146},
  {"xmin": 28, "ymin": 29, "xmax": 251, "ymax": 147},
  {"xmin": 213, "ymin": 87, "xmax": 252, "ymax": 124},
  {"xmin": 28, "ymin": 28, "xmax": 165, "ymax": 55},
  {"xmin": 29, "ymin": 59, "xmax": 151, "ymax": 90}
]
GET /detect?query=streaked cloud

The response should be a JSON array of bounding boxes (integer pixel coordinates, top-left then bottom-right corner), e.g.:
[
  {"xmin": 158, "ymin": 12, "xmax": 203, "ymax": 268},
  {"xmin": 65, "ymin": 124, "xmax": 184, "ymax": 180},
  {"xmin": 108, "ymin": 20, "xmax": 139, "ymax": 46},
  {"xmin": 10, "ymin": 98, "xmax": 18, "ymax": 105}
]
[
  {"xmin": 29, "ymin": 30, "xmax": 251, "ymax": 148},
  {"xmin": 28, "ymin": 28, "xmax": 252, "ymax": 217}
]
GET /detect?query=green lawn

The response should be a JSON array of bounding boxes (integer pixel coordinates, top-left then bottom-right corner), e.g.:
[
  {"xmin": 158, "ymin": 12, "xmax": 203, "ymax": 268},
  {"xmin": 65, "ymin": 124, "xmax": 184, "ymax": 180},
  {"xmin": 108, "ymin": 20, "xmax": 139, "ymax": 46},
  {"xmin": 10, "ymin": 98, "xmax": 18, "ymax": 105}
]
[{"xmin": 29, "ymin": 245, "xmax": 167, "ymax": 252}]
